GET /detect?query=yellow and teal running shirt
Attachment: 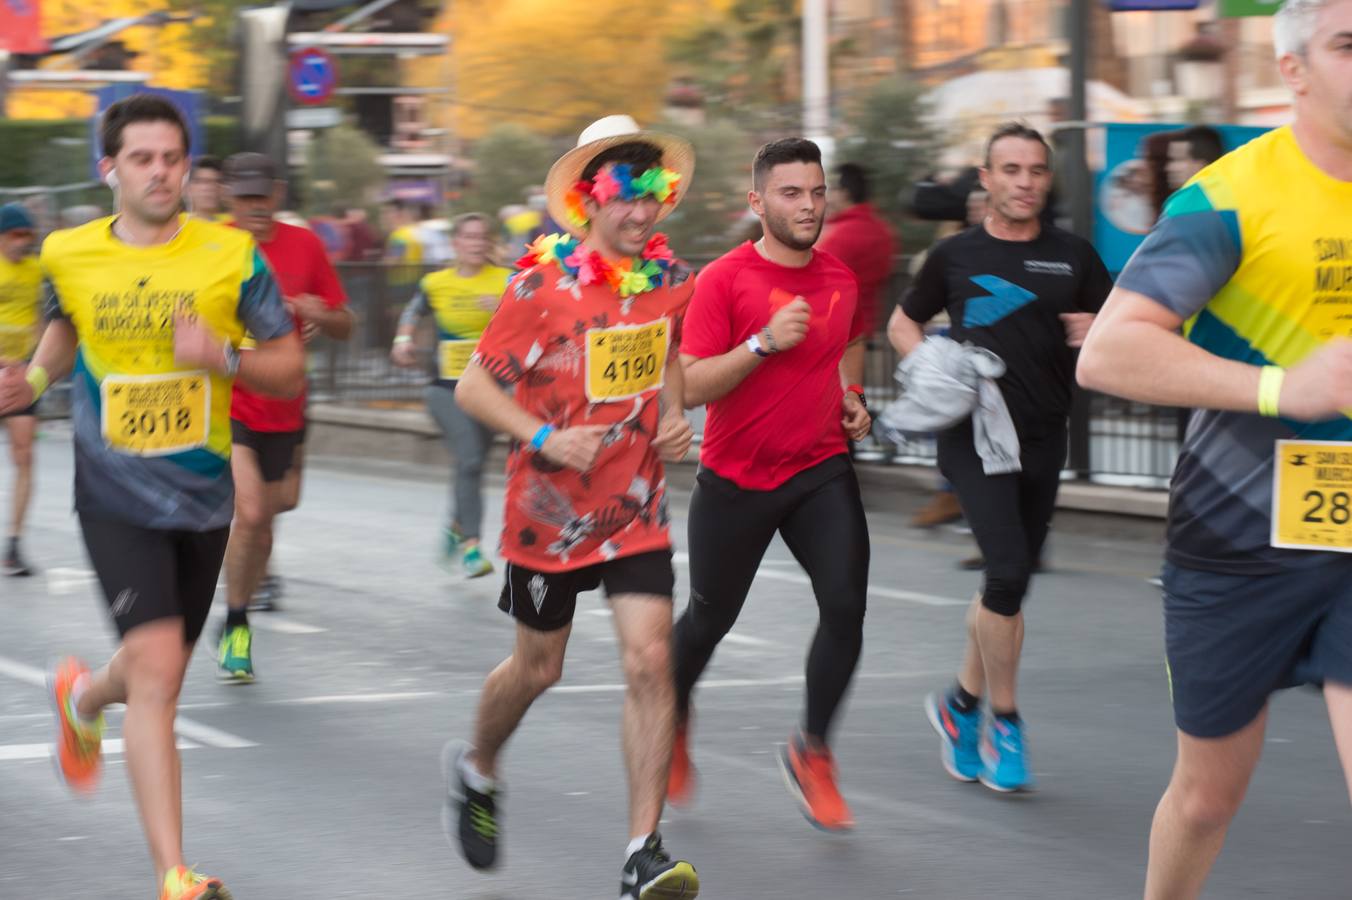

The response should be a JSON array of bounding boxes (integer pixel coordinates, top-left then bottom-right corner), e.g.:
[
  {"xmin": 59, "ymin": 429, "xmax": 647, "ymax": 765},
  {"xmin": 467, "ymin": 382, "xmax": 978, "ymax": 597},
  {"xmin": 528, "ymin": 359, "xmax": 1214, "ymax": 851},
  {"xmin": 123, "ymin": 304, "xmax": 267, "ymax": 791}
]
[
  {"xmin": 1118, "ymin": 126, "xmax": 1352, "ymax": 573},
  {"xmin": 41, "ymin": 215, "xmax": 293, "ymax": 531},
  {"xmin": 0, "ymin": 254, "xmax": 43, "ymax": 361},
  {"xmin": 401, "ymin": 265, "xmax": 511, "ymax": 386}
]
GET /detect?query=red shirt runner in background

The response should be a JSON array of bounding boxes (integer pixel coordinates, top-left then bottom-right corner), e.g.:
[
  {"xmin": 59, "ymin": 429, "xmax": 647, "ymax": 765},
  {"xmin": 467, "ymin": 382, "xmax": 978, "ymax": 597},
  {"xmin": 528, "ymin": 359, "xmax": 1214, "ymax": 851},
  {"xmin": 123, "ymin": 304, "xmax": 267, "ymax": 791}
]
[
  {"xmin": 680, "ymin": 241, "xmax": 858, "ymax": 490},
  {"xmin": 817, "ymin": 202, "xmax": 895, "ymax": 342},
  {"xmin": 231, "ymin": 220, "xmax": 348, "ymax": 431}
]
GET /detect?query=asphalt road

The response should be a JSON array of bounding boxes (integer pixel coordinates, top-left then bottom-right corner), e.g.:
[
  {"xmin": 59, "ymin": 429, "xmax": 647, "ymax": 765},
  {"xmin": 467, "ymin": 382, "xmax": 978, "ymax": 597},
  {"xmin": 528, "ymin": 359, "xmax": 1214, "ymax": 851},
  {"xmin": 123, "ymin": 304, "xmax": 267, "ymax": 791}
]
[{"xmin": 2, "ymin": 425, "xmax": 1348, "ymax": 899}]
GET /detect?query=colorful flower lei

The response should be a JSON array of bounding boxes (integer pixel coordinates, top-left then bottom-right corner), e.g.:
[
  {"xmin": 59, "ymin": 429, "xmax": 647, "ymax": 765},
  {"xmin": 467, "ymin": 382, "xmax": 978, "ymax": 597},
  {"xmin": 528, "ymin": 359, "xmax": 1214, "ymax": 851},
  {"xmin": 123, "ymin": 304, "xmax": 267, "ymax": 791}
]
[
  {"xmin": 517, "ymin": 232, "xmax": 676, "ymax": 298},
  {"xmin": 563, "ymin": 162, "xmax": 681, "ymax": 230}
]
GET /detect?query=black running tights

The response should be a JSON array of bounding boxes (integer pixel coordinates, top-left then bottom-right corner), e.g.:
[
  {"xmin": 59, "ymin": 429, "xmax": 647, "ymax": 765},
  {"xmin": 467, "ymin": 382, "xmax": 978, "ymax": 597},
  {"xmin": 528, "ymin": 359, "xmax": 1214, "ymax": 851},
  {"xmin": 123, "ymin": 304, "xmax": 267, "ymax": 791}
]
[{"xmin": 673, "ymin": 455, "xmax": 870, "ymax": 741}]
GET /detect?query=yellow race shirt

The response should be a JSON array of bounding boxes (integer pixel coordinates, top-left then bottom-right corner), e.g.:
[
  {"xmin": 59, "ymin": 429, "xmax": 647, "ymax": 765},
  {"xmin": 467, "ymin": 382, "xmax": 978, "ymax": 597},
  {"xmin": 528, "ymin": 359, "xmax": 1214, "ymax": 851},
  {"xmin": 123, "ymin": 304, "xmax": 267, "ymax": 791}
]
[
  {"xmin": 388, "ymin": 224, "xmax": 425, "ymax": 285},
  {"xmin": 1118, "ymin": 126, "xmax": 1352, "ymax": 572},
  {"xmin": 42, "ymin": 216, "xmax": 293, "ymax": 530},
  {"xmin": 408, "ymin": 265, "xmax": 510, "ymax": 383},
  {"xmin": 0, "ymin": 254, "xmax": 43, "ymax": 362}
]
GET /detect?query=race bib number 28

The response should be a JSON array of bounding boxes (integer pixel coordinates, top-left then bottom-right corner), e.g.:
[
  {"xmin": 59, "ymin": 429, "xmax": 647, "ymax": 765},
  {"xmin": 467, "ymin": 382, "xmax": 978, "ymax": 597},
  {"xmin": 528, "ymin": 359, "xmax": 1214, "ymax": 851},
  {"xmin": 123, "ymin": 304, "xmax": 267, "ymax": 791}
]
[
  {"xmin": 585, "ymin": 319, "xmax": 668, "ymax": 402},
  {"xmin": 1271, "ymin": 440, "xmax": 1352, "ymax": 552},
  {"xmin": 101, "ymin": 372, "xmax": 210, "ymax": 457}
]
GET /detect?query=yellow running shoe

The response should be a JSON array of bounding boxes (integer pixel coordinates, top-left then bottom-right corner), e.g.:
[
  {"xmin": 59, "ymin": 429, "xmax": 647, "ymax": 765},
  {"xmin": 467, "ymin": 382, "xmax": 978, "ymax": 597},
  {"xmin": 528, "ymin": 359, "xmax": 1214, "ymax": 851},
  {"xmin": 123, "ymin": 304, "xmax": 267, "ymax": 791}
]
[{"xmin": 160, "ymin": 865, "xmax": 232, "ymax": 900}]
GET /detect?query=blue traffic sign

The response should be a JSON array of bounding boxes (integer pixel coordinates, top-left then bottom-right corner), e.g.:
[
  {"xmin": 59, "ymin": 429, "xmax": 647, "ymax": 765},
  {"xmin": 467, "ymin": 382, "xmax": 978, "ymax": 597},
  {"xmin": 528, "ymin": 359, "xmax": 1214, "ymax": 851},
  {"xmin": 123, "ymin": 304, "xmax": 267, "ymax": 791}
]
[{"xmin": 288, "ymin": 47, "xmax": 338, "ymax": 106}]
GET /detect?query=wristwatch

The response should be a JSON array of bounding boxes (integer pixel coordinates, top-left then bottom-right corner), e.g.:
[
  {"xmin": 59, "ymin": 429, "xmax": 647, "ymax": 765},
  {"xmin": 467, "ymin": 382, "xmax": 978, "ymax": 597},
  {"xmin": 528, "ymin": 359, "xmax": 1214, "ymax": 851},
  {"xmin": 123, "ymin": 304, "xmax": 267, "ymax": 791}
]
[
  {"xmin": 746, "ymin": 333, "xmax": 770, "ymax": 357},
  {"xmin": 221, "ymin": 341, "xmax": 241, "ymax": 377},
  {"xmin": 846, "ymin": 383, "xmax": 867, "ymax": 408}
]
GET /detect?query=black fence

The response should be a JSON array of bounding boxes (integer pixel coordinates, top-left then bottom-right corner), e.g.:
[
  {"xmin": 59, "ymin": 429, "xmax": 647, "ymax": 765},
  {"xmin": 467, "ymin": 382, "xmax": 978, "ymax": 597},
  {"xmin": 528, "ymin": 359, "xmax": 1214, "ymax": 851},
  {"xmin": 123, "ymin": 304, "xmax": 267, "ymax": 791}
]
[{"xmin": 308, "ymin": 259, "xmax": 1180, "ymax": 487}]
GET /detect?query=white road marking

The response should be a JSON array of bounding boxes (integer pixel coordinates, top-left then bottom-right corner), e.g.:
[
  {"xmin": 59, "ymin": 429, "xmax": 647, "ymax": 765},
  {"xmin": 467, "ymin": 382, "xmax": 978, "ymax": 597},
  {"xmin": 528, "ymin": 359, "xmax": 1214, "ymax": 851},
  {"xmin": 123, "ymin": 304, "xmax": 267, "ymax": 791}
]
[
  {"xmin": 45, "ymin": 566, "xmax": 99, "ymax": 596},
  {"xmin": 671, "ymin": 553, "xmax": 966, "ymax": 607},
  {"xmin": 0, "ymin": 737, "xmax": 199, "ymax": 762},
  {"xmin": 248, "ymin": 617, "xmax": 328, "ymax": 635},
  {"xmin": 0, "ymin": 653, "xmax": 257, "ymax": 750},
  {"xmin": 721, "ymin": 633, "xmax": 776, "ymax": 648}
]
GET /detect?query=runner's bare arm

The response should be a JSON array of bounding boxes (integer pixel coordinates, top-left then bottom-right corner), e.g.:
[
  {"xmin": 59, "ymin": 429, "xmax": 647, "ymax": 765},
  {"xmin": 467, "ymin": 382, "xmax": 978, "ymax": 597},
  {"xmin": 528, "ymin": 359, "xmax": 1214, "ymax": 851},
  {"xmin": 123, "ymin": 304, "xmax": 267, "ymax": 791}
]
[
  {"xmin": 681, "ymin": 298, "xmax": 810, "ymax": 407},
  {"xmin": 455, "ymin": 362, "xmax": 607, "ymax": 472},
  {"xmin": 886, "ymin": 307, "xmax": 925, "ymax": 357},
  {"xmin": 841, "ymin": 337, "xmax": 866, "ymax": 386},
  {"xmin": 1077, "ymin": 286, "xmax": 1352, "ymax": 422},
  {"xmin": 0, "ymin": 319, "xmax": 77, "ymax": 413},
  {"xmin": 679, "ymin": 348, "xmax": 762, "ymax": 408},
  {"xmin": 291, "ymin": 293, "xmax": 353, "ymax": 341},
  {"xmin": 237, "ymin": 333, "xmax": 306, "ymax": 399},
  {"xmin": 455, "ymin": 361, "xmax": 552, "ymax": 444}
]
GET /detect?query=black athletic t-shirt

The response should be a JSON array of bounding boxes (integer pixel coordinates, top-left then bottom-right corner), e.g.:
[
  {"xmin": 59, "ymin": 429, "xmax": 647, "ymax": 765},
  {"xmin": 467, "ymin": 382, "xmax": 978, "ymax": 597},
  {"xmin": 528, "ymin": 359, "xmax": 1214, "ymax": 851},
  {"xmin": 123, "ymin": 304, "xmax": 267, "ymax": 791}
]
[{"xmin": 901, "ymin": 224, "xmax": 1113, "ymax": 439}]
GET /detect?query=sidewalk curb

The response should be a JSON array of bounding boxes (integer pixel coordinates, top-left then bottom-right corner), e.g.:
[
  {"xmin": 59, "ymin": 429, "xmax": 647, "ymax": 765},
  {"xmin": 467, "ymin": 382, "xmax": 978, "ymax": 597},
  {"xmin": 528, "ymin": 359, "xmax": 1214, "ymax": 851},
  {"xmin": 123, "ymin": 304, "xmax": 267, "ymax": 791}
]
[{"xmin": 307, "ymin": 403, "xmax": 1170, "ymax": 521}]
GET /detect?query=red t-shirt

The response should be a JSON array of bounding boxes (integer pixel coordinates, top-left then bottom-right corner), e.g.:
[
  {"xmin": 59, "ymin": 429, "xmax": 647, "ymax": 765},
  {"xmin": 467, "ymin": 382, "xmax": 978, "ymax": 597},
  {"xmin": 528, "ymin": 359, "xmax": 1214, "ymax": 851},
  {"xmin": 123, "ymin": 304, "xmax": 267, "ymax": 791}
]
[
  {"xmin": 230, "ymin": 221, "xmax": 348, "ymax": 432},
  {"xmin": 472, "ymin": 259, "xmax": 693, "ymax": 573},
  {"xmin": 681, "ymin": 242, "xmax": 858, "ymax": 491},
  {"xmin": 817, "ymin": 203, "xmax": 895, "ymax": 341}
]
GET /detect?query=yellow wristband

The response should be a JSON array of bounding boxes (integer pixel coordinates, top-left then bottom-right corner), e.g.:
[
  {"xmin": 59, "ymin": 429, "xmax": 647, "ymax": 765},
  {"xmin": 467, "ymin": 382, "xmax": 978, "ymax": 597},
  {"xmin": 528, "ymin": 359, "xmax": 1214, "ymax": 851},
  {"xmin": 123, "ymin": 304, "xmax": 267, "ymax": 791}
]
[
  {"xmin": 1258, "ymin": 366, "xmax": 1284, "ymax": 418},
  {"xmin": 24, "ymin": 364, "xmax": 49, "ymax": 401}
]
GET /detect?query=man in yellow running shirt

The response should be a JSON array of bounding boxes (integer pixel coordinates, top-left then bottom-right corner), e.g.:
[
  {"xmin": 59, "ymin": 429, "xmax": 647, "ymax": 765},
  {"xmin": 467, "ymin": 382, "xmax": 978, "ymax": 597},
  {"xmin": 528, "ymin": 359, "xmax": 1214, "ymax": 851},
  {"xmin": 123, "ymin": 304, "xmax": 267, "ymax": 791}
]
[
  {"xmin": 0, "ymin": 202, "xmax": 43, "ymax": 576},
  {"xmin": 0, "ymin": 95, "xmax": 304, "ymax": 900}
]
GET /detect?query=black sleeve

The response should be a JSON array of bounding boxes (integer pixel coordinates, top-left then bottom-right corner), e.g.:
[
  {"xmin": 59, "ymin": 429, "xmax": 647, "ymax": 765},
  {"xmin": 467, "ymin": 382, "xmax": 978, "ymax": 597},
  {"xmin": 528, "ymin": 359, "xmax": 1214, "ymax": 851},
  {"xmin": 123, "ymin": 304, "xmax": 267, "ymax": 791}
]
[
  {"xmin": 42, "ymin": 281, "xmax": 67, "ymax": 322},
  {"xmin": 1076, "ymin": 240, "xmax": 1114, "ymax": 314},
  {"xmin": 900, "ymin": 240, "xmax": 950, "ymax": 324}
]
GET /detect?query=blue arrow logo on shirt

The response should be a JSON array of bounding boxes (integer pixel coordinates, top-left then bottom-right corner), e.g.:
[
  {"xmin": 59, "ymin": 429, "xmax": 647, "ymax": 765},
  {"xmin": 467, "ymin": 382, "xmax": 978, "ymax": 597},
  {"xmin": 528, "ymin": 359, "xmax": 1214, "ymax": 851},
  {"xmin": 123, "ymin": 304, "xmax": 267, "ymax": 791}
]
[{"xmin": 963, "ymin": 275, "xmax": 1037, "ymax": 327}]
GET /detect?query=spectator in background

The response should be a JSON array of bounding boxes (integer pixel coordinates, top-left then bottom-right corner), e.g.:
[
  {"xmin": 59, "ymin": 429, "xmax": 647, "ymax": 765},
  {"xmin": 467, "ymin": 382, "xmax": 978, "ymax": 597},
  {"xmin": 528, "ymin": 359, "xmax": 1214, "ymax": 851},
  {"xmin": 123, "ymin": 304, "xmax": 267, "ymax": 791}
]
[
  {"xmin": 343, "ymin": 207, "xmax": 381, "ymax": 262},
  {"xmin": 1164, "ymin": 125, "xmax": 1225, "ymax": 193},
  {"xmin": 818, "ymin": 163, "xmax": 896, "ymax": 388},
  {"xmin": 383, "ymin": 200, "xmax": 426, "ymax": 286},
  {"xmin": 187, "ymin": 155, "xmax": 225, "ymax": 220},
  {"xmin": 308, "ymin": 206, "xmax": 351, "ymax": 263},
  {"xmin": 498, "ymin": 203, "xmax": 541, "ymax": 261}
]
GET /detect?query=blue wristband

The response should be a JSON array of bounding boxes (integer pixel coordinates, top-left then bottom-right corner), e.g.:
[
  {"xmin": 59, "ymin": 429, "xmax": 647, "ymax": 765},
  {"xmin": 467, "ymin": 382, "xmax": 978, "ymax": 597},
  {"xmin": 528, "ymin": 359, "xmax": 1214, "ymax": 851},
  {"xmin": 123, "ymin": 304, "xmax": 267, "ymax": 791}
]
[{"xmin": 530, "ymin": 424, "xmax": 555, "ymax": 452}]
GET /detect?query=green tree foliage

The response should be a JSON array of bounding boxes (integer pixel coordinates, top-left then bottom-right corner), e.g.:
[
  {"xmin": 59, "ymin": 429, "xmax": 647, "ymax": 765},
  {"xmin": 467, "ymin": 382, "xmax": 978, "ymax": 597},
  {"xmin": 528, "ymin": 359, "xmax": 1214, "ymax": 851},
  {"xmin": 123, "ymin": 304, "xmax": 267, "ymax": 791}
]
[
  {"xmin": 837, "ymin": 75, "xmax": 944, "ymax": 244},
  {"xmin": 298, "ymin": 123, "xmax": 386, "ymax": 216},
  {"xmin": 653, "ymin": 119, "xmax": 756, "ymax": 261},
  {"xmin": 453, "ymin": 124, "xmax": 558, "ymax": 218}
]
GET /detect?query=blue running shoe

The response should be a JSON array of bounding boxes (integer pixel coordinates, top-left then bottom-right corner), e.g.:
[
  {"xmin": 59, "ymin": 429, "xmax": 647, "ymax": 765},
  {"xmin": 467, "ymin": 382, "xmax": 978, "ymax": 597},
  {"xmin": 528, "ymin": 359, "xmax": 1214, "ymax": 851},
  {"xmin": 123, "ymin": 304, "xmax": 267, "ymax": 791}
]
[
  {"xmin": 924, "ymin": 691, "xmax": 981, "ymax": 782},
  {"xmin": 980, "ymin": 715, "xmax": 1035, "ymax": 792}
]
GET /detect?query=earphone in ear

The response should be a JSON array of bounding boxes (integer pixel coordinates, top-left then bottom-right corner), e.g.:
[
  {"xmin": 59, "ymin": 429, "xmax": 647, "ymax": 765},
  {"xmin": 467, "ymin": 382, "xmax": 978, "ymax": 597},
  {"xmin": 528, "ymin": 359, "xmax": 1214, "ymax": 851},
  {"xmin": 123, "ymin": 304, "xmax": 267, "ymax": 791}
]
[
  {"xmin": 104, "ymin": 170, "xmax": 120, "ymax": 190},
  {"xmin": 181, "ymin": 171, "xmax": 190, "ymax": 193}
]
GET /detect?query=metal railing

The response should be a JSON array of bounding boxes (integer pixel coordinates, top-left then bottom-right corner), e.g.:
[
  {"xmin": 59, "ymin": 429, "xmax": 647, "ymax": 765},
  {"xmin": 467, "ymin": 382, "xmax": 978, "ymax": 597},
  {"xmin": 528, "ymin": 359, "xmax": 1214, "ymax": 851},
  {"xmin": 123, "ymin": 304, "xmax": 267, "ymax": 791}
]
[{"xmin": 306, "ymin": 260, "xmax": 1183, "ymax": 486}]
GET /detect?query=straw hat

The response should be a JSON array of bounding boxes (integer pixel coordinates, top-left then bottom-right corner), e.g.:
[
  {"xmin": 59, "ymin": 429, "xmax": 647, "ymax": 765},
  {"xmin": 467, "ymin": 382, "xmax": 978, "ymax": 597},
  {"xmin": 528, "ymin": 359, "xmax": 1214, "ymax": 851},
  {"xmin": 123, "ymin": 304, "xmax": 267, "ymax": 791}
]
[{"xmin": 544, "ymin": 115, "xmax": 695, "ymax": 239}]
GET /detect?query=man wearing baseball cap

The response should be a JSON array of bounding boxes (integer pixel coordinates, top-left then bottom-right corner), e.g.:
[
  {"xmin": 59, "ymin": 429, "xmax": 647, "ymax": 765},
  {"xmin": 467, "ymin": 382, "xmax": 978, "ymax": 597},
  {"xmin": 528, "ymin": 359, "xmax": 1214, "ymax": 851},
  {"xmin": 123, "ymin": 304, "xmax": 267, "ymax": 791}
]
[
  {"xmin": 216, "ymin": 152, "xmax": 352, "ymax": 683},
  {"xmin": 0, "ymin": 202, "xmax": 43, "ymax": 576},
  {"xmin": 444, "ymin": 115, "xmax": 700, "ymax": 898}
]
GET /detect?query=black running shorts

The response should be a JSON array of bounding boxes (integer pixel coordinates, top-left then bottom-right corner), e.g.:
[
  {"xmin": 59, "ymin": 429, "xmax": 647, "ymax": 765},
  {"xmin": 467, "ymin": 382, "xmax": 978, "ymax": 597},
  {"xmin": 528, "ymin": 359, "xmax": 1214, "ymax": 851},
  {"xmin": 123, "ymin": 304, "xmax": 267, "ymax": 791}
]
[
  {"xmin": 231, "ymin": 419, "xmax": 307, "ymax": 484},
  {"xmin": 498, "ymin": 549, "xmax": 676, "ymax": 632},
  {"xmin": 1163, "ymin": 559, "xmax": 1352, "ymax": 737},
  {"xmin": 79, "ymin": 514, "xmax": 229, "ymax": 644}
]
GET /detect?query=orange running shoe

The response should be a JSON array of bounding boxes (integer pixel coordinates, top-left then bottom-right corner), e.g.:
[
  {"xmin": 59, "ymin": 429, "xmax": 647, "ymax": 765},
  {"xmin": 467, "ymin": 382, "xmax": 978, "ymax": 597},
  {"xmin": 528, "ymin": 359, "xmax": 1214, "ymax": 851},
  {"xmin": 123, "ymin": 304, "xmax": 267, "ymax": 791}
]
[
  {"xmin": 778, "ymin": 732, "xmax": 855, "ymax": 832},
  {"xmin": 160, "ymin": 865, "xmax": 232, "ymax": 900},
  {"xmin": 667, "ymin": 720, "xmax": 697, "ymax": 808},
  {"xmin": 48, "ymin": 657, "xmax": 103, "ymax": 794}
]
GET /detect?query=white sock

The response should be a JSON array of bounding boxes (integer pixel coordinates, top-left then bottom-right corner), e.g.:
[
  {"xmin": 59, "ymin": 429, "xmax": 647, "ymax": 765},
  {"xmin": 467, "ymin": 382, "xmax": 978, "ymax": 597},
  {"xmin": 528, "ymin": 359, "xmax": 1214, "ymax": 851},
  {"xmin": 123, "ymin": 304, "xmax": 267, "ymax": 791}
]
[
  {"xmin": 458, "ymin": 751, "xmax": 495, "ymax": 793},
  {"xmin": 625, "ymin": 833, "xmax": 652, "ymax": 860},
  {"xmin": 70, "ymin": 675, "xmax": 97, "ymax": 725}
]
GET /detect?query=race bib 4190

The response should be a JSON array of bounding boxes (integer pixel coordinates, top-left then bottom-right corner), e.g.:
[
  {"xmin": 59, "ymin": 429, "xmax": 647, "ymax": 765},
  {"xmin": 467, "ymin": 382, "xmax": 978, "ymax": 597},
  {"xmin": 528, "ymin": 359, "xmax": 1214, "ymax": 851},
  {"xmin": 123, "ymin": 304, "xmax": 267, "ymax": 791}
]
[{"xmin": 585, "ymin": 319, "xmax": 668, "ymax": 402}]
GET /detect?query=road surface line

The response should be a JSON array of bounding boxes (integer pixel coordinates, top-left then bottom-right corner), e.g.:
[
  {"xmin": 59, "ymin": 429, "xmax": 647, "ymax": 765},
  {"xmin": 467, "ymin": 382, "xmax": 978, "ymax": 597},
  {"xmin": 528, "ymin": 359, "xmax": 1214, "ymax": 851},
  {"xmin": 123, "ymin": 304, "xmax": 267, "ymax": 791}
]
[
  {"xmin": 0, "ymin": 738, "xmax": 199, "ymax": 762},
  {"xmin": 0, "ymin": 653, "xmax": 257, "ymax": 749},
  {"xmin": 247, "ymin": 617, "xmax": 328, "ymax": 635},
  {"xmin": 671, "ymin": 553, "xmax": 966, "ymax": 607}
]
